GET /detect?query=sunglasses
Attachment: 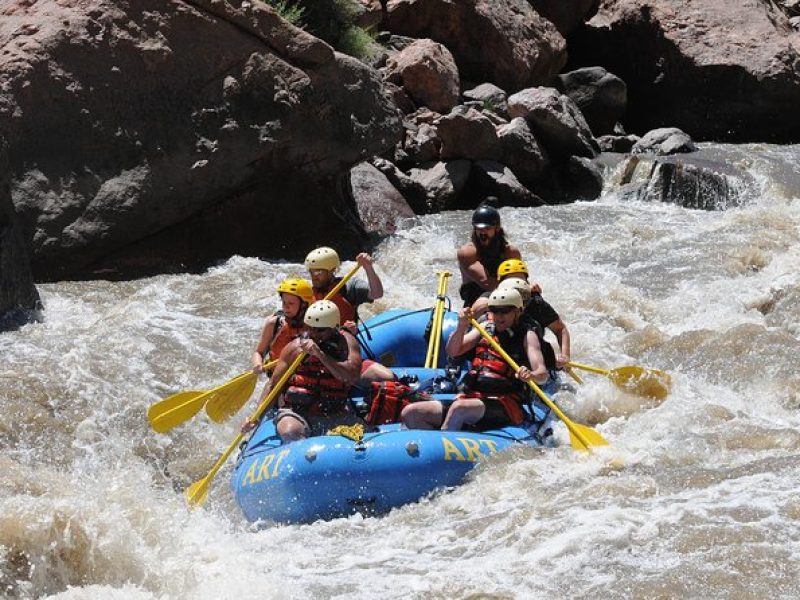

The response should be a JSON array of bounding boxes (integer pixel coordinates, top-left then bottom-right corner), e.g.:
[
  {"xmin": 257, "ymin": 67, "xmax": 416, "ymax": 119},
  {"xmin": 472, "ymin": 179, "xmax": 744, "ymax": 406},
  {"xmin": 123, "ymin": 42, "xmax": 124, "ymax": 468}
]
[{"xmin": 488, "ymin": 306, "xmax": 515, "ymax": 315}]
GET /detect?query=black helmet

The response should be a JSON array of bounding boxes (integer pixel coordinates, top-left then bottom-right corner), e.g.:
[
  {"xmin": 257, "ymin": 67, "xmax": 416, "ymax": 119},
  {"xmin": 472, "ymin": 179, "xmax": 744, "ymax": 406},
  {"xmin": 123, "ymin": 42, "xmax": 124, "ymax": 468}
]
[{"xmin": 472, "ymin": 203, "xmax": 500, "ymax": 229}]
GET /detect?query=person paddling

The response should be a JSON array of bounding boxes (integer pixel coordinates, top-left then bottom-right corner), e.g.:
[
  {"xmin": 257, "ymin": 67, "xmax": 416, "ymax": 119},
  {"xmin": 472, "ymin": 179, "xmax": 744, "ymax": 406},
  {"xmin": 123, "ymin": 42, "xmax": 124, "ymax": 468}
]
[
  {"xmin": 402, "ymin": 288, "xmax": 549, "ymax": 432},
  {"xmin": 247, "ymin": 300, "xmax": 363, "ymax": 442},
  {"xmin": 251, "ymin": 278, "xmax": 314, "ymax": 373},
  {"xmin": 456, "ymin": 199, "xmax": 521, "ymax": 307},
  {"xmin": 473, "ymin": 259, "xmax": 572, "ymax": 370},
  {"xmin": 304, "ymin": 247, "xmax": 383, "ymax": 326}
]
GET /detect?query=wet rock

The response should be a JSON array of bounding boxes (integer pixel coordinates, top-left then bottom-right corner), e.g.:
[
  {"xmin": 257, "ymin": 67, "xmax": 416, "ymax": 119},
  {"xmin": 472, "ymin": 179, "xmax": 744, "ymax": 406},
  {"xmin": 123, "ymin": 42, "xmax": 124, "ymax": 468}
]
[
  {"xmin": 608, "ymin": 154, "xmax": 754, "ymax": 210},
  {"xmin": 632, "ymin": 128, "xmax": 697, "ymax": 155},
  {"xmin": 558, "ymin": 156, "xmax": 604, "ymax": 201},
  {"xmin": 598, "ymin": 134, "xmax": 640, "ymax": 152}
]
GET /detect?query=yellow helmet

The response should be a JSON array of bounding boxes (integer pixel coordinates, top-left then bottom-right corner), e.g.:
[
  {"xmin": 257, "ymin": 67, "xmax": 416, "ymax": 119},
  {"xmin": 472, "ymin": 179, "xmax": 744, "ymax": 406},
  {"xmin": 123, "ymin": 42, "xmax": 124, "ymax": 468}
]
[
  {"xmin": 488, "ymin": 287, "xmax": 523, "ymax": 309},
  {"xmin": 304, "ymin": 300, "xmax": 340, "ymax": 328},
  {"xmin": 497, "ymin": 258, "xmax": 528, "ymax": 279},
  {"xmin": 276, "ymin": 278, "xmax": 313, "ymax": 305},
  {"xmin": 304, "ymin": 247, "xmax": 340, "ymax": 271},
  {"xmin": 497, "ymin": 277, "xmax": 531, "ymax": 304}
]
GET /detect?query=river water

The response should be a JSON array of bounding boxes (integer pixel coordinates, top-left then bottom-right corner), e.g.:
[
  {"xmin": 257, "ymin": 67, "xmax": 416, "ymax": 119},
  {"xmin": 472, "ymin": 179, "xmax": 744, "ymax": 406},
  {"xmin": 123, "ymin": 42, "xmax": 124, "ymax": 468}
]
[{"xmin": 2, "ymin": 144, "xmax": 799, "ymax": 599}]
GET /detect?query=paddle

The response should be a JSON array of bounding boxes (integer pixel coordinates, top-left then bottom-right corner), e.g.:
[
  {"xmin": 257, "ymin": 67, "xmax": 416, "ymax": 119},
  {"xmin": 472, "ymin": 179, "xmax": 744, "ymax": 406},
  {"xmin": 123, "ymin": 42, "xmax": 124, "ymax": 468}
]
[
  {"xmin": 469, "ymin": 318, "xmax": 609, "ymax": 451},
  {"xmin": 567, "ymin": 361, "xmax": 671, "ymax": 399},
  {"xmin": 424, "ymin": 271, "xmax": 451, "ymax": 368},
  {"xmin": 185, "ymin": 352, "xmax": 306, "ymax": 508},
  {"xmin": 203, "ymin": 262, "xmax": 363, "ymax": 424}
]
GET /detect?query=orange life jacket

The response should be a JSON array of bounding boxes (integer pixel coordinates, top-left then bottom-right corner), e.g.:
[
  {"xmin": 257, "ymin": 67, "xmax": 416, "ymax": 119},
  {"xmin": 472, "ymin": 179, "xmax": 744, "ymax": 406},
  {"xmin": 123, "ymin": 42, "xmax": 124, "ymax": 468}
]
[
  {"xmin": 269, "ymin": 314, "xmax": 304, "ymax": 361},
  {"xmin": 313, "ymin": 279, "xmax": 356, "ymax": 324}
]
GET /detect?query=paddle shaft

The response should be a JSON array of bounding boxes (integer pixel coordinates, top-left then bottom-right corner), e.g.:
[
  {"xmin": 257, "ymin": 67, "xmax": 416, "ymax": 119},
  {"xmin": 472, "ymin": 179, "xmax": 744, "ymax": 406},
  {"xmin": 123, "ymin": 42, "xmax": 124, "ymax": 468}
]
[
  {"xmin": 186, "ymin": 352, "xmax": 306, "ymax": 506},
  {"xmin": 469, "ymin": 318, "xmax": 595, "ymax": 451},
  {"xmin": 567, "ymin": 361, "xmax": 609, "ymax": 376},
  {"xmin": 425, "ymin": 271, "xmax": 451, "ymax": 368}
]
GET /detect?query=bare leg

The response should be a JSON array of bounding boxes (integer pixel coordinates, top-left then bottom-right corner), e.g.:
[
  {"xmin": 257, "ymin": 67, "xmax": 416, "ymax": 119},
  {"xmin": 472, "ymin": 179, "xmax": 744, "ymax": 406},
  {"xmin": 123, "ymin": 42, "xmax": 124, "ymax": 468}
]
[
  {"xmin": 276, "ymin": 414, "xmax": 308, "ymax": 443},
  {"xmin": 441, "ymin": 397, "xmax": 485, "ymax": 431},
  {"xmin": 401, "ymin": 400, "xmax": 443, "ymax": 430}
]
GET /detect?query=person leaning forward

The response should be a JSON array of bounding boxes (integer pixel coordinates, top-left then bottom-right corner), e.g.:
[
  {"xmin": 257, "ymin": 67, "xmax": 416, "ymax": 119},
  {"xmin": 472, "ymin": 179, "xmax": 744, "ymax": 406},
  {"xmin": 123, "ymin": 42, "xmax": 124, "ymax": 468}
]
[
  {"xmin": 457, "ymin": 200, "xmax": 521, "ymax": 307},
  {"xmin": 304, "ymin": 246, "xmax": 383, "ymax": 326},
  {"xmin": 401, "ymin": 288, "xmax": 548, "ymax": 432},
  {"xmin": 247, "ymin": 300, "xmax": 363, "ymax": 443}
]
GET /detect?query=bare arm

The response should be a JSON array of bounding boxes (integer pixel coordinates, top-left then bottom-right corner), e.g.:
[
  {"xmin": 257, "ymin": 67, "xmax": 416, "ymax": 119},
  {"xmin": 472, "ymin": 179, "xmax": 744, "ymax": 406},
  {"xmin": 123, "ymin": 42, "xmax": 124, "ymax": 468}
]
[
  {"xmin": 308, "ymin": 331, "xmax": 362, "ymax": 385},
  {"xmin": 547, "ymin": 318, "xmax": 571, "ymax": 368},
  {"xmin": 252, "ymin": 315, "xmax": 279, "ymax": 372},
  {"xmin": 518, "ymin": 330, "xmax": 549, "ymax": 385},
  {"xmin": 457, "ymin": 244, "xmax": 494, "ymax": 290},
  {"xmin": 357, "ymin": 253, "xmax": 384, "ymax": 300},
  {"xmin": 445, "ymin": 308, "xmax": 482, "ymax": 357}
]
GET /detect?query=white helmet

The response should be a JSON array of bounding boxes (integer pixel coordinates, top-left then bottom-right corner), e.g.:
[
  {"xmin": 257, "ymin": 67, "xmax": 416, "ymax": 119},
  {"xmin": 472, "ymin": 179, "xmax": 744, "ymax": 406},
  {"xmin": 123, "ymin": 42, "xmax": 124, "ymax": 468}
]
[
  {"xmin": 304, "ymin": 247, "xmax": 340, "ymax": 271},
  {"xmin": 304, "ymin": 300, "xmax": 340, "ymax": 328},
  {"xmin": 497, "ymin": 277, "xmax": 531, "ymax": 304},
  {"xmin": 488, "ymin": 287, "xmax": 523, "ymax": 309}
]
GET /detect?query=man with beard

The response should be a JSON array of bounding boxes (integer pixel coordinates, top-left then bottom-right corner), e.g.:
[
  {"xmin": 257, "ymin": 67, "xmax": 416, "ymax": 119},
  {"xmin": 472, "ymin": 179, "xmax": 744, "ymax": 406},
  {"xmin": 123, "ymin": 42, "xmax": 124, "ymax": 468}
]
[{"xmin": 456, "ymin": 200, "xmax": 522, "ymax": 307}]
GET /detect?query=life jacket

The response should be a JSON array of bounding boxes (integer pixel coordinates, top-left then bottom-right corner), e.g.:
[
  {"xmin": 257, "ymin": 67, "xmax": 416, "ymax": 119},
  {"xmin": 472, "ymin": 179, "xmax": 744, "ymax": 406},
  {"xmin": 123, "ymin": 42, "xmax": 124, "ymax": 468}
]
[
  {"xmin": 313, "ymin": 278, "xmax": 356, "ymax": 323},
  {"xmin": 285, "ymin": 331, "xmax": 350, "ymax": 416},
  {"xmin": 461, "ymin": 323, "xmax": 528, "ymax": 425},
  {"xmin": 269, "ymin": 313, "xmax": 304, "ymax": 361},
  {"xmin": 365, "ymin": 381, "xmax": 433, "ymax": 426}
]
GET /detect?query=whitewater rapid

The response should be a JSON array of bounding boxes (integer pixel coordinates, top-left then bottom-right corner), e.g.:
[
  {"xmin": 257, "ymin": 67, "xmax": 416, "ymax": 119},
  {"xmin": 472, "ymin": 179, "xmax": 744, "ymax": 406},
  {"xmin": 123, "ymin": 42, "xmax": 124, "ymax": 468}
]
[{"xmin": 1, "ymin": 144, "xmax": 799, "ymax": 599}]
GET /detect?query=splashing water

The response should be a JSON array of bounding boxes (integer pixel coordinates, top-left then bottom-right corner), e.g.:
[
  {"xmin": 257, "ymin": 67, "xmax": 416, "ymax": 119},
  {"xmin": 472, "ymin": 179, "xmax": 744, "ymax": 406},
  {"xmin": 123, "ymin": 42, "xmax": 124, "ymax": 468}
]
[{"xmin": 2, "ymin": 144, "xmax": 800, "ymax": 599}]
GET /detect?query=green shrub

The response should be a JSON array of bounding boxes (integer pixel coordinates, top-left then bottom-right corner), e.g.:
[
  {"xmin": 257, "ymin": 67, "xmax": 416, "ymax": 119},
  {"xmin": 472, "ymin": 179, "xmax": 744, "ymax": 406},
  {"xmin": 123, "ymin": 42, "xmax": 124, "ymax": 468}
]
[{"xmin": 267, "ymin": 0, "xmax": 305, "ymax": 25}]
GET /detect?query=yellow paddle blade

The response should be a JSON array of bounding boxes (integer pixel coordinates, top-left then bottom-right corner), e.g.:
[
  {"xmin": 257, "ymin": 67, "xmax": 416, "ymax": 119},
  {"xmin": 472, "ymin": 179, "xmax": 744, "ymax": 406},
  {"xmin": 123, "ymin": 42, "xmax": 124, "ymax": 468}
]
[
  {"xmin": 185, "ymin": 477, "xmax": 210, "ymax": 507},
  {"xmin": 567, "ymin": 421, "xmax": 610, "ymax": 450},
  {"xmin": 608, "ymin": 366, "xmax": 671, "ymax": 399},
  {"xmin": 148, "ymin": 391, "xmax": 207, "ymax": 433},
  {"xmin": 205, "ymin": 372, "xmax": 258, "ymax": 423}
]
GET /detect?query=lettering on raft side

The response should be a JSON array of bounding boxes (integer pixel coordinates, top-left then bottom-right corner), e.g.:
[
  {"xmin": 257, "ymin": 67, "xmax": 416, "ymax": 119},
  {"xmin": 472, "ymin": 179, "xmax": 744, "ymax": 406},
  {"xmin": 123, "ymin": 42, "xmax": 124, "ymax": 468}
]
[
  {"xmin": 442, "ymin": 437, "xmax": 500, "ymax": 461},
  {"xmin": 241, "ymin": 449, "xmax": 291, "ymax": 487}
]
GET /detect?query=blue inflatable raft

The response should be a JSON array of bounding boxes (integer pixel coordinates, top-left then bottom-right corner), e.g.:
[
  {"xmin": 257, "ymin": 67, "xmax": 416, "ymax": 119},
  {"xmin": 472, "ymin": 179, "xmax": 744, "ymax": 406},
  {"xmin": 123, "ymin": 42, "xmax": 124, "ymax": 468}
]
[{"xmin": 231, "ymin": 309, "xmax": 557, "ymax": 524}]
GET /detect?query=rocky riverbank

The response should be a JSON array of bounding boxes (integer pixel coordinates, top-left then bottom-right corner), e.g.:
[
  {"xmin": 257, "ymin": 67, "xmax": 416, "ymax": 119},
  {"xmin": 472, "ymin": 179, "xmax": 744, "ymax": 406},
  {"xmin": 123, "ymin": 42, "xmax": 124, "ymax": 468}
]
[{"xmin": 2, "ymin": 0, "xmax": 799, "ymax": 328}]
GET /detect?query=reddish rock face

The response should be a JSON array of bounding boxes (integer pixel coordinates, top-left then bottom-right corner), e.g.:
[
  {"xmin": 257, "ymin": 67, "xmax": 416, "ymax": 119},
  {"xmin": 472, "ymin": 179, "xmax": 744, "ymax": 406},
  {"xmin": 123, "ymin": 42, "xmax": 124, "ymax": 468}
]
[
  {"xmin": 385, "ymin": 0, "xmax": 567, "ymax": 92},
  {"xmin": 1, "ymin": 0, "xmax": 402, "ymax": 280},
  {"xmin": 384, "ymin": 38, "xmax": 460, "ymax": 113}
]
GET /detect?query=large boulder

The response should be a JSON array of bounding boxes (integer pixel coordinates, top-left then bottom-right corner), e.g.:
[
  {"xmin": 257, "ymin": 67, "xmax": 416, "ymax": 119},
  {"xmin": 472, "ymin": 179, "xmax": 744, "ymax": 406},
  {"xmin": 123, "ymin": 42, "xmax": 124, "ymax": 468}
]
[
  {"xmin": 1, "ymin": 0, "xmax": 402, "ymax": 281},
  {"xmin": 568, "ymin": 0, "xmax": 800, "ymax": 142},
  {"xmin": 0, "ymin": 139, "xmax": 41, "ymax": 331},
  {"xmin": 385, "ymin": 0, "xmax": 567, "ymax": 92},
  {"xmin": 556, "ymin": 66, "xmax": 627, "ymax": 136},
  {"xmin": 384, "ymin": 38, "xmax": 460, "ymax": 113}
]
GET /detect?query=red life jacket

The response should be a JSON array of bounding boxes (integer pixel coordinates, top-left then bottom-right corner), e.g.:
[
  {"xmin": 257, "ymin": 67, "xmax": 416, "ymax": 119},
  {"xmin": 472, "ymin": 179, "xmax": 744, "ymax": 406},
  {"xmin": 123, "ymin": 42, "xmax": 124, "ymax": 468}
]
[
  {"xmin": 313, "ymin": 279, "xmax": 356, "ymax": 324},
  {"xmin": 462, "ymin": 323, "xmax": 528, "ymax": 425},
  {"xmin": 285, "ymin": 332, "xmax": 350, "ymax": 416},
  {"xmin": 269, "ymin": 314, "xmax": 303, "ymax": 361}
]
